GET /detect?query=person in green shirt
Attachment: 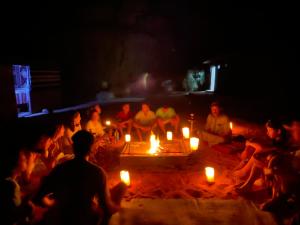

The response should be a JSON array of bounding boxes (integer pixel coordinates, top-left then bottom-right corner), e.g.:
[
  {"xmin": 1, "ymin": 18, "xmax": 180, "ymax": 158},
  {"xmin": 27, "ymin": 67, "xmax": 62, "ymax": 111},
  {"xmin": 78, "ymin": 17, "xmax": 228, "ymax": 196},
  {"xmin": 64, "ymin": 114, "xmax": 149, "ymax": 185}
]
[
  {"xmin": 156, "ymin": 105, "xmax": 180, "ymax": 135},
  {"xmin": 201, "ymin": 102, "xmax": 231, "ymax": 146}
]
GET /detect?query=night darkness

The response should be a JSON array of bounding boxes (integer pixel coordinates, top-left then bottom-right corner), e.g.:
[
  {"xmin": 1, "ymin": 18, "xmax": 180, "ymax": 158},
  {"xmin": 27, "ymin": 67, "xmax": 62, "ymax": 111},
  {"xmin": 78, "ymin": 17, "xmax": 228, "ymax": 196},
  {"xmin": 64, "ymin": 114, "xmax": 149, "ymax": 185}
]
[{"xmin": 0, "ymin": 1, "xmax": 298, "ymax": 105}]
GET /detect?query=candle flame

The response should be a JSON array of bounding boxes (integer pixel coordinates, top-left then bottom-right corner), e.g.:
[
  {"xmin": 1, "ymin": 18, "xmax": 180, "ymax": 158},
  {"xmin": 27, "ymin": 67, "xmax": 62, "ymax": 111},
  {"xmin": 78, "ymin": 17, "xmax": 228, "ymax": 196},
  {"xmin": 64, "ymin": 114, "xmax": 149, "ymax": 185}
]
[
  {"xmin": 205, "ymin": 167, "xmax": 215, "ymax": 183},
  {"xmin": 230, "ymin": 122, "xmax": 233, "ymax": 130},
  {"xmin": 120, "ymin": 170, "xmax": 130, "ymax": 186},
  {"xmin": 149, "ymin": 135, "xmax": 160, "ymax": 155}
]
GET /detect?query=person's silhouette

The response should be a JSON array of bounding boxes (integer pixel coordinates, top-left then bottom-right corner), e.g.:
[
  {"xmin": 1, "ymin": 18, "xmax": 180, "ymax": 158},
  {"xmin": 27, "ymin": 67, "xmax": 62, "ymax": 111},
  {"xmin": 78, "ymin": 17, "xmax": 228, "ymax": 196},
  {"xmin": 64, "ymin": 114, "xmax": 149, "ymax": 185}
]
[{"xmin": 34, "ymin": 130, "xmax": 126, "ymax": 225}]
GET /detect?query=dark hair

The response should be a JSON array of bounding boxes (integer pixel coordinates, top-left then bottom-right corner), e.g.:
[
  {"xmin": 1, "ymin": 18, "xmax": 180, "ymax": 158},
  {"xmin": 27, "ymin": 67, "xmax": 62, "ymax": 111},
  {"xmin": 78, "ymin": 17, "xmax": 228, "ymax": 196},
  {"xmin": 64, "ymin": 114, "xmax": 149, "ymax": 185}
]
[
  {"xmin": 210, "ymin": 101, "xmax": 220, "ymax": 108},
  {"xmin": 266, "ymin": 119, "xmax": 284, "ymax": 130},
  {"xmin": 70, "ymin": 111, "xmax": 80, "ymax": 132},
  {"xmin": 89, "ymin": 109, "xmax": 99, "ymax": 120},
  {"xmin": 72, "ymin": 130, "xmax": 94, "ymax": 158}
]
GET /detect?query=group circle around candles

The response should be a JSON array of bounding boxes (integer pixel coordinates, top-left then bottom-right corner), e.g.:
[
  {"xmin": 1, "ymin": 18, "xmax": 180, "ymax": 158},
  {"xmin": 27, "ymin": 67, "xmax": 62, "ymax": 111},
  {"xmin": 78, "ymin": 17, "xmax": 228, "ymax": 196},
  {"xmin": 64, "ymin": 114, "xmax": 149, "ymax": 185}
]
[{"xmin": 120, "ymin": 126, "xmax": 219, "ymax": 185}]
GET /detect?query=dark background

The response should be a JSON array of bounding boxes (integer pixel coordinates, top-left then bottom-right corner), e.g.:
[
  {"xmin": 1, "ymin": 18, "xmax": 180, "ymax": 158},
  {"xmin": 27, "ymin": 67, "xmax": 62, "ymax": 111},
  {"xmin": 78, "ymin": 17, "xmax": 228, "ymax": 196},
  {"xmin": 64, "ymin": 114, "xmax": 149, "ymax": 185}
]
[{"xmin": 0, "ymin": 1, "xmax": 298, "ymax": 107}]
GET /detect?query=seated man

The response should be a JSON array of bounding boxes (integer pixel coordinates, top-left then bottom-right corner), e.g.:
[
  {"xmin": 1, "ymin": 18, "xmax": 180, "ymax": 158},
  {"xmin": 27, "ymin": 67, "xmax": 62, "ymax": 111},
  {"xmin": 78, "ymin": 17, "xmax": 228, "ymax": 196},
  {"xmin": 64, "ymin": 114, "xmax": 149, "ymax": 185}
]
[
  {"xmin": 116, "ymin": 103, "xmax": 133, "ymax": 137},
  {"xmin": 156, "ymin": 105, "xmax": 180, "ymax": 135},
  {"xmin": 201, "ymin": 102, "xmax": 231, "ymax": 146},
  {"xmin": 133, "ymin": 103, "xmax": 156, "ymax": 141},
  {"xmin": 33, "ymin": 130, "xmax": 126, "ymax": 225}
]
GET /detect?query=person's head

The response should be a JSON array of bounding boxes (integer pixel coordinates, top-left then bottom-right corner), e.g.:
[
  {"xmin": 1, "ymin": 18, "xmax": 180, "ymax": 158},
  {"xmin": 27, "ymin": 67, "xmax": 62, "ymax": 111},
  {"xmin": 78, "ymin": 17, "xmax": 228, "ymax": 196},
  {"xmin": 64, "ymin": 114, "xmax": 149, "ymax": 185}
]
[
  {"xmin": 287, "ymin": 121, "xmax": 300, "ymax": 143},
  {"xmin": 94, "ymin": 104, "xmax": 102, "ymax": 114},
  {"xmin": 122, "ymin": 104, "xmax": 130, "ymax": 114},
  {"xmin": 54, "ymin": 124, "xmax": 65, "ymax": 139},
  {"xmin": 162, "ymin": 105, "xmax": 169, "ymax": 112},
  {"xmin": 70, "ymin": 111, "xmax": 81, "ymax": 131},
  {"xmin": 141, "ymin": 103, "xmax": 150, "ymax": 113},
  {"xmin": 90, "ymin": 109, "xmax": 100, "ymax": 122},
  {"xmin": 73, "ymin": 111, "xmax": 81, "ymax": 125},
  {"xmin": 72, "ymin": 130, "xmax": 94, "ymax": 158},
  {"xmin": 266, "ymin": 119, "xmax": 285, "ymax": 140},
  {"xmin": 210, "ymin": 102, "xmax": 221, "ymax": 117}
]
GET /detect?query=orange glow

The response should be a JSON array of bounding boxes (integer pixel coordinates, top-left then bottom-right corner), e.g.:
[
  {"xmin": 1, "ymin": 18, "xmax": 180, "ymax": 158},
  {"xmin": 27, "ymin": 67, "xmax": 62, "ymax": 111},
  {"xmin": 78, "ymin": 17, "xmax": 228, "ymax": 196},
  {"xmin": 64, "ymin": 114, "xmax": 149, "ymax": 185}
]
[
  {"xmin": 167, "ymin": 131, "xmax": 173, "ymax": 141},
  {"xmin": 149, "ymin": 135, "xmax": 160, "ymax": 155},
  {"xmin": 125, "ymin": 134, "xmax": 131, "ymax": 142},
  {"xmin": 190, "ymin": 137, "xmax": 199, "ymax": 150},
  {"xmin": 105, "ymin": 120, "xmax": 111, "ymax": 126},
  {"xmin": 120, "ymin": 170, "xmax": 130, "ymax": 186},
  {"xmin": 205, "ymin": 167, "xmax": 215, "ymax": 183},
  {"xmin": 230, "ymin": 122, "xmax": 233, "ymax": 130},
  {"xmin": 182, "ymin": 127, "xmax": 190, "ymax": 139}
]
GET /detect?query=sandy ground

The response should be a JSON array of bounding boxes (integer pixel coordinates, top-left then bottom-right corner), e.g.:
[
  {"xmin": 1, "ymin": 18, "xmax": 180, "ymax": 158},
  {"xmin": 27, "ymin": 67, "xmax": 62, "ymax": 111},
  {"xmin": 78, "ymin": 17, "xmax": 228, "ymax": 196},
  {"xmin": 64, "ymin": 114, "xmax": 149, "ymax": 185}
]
[{"xmin": 101, "ymin": 119, "xmax": 269, "ymax": 202}]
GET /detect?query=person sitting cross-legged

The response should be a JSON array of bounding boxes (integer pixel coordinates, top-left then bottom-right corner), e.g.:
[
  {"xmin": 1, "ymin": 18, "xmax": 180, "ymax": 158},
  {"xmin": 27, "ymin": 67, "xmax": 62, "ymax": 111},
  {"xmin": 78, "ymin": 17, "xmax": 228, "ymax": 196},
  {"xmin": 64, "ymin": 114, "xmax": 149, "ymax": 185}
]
[
  {"xmin": 133, "ymin": 103, "xmax": 156, "ymax": 141},
  {"xmin": 156, "ymin": 105, "xmax": 180, "ymax": 136},
  {"xmin": 201, "ymin": 102, "xmax": 231, "ymax": 147},
  {"xmin": 33, "ymin": 130, "xmax": 126, "ymax": 225},
  {"xmin": 116, "ymin": 103, "xmax": 133, "ymax": 137}
]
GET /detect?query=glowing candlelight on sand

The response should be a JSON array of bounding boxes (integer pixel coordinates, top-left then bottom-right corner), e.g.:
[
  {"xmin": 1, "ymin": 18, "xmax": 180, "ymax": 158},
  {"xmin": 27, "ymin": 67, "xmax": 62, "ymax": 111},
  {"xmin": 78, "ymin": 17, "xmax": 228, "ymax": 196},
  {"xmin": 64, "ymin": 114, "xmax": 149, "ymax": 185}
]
[
  {"xmin": 125, "ymin": 134, "xmax": 131, "ymax": 142},
  {"xmin": 105, "ymin": 120, "xmax": 111, "ymax": 126},
  {"xmin": 182, "ymin": 127, "xmax": 190, "ymax": 139},
  {"xmin": 190, "ymin": 137, "xmax": 199, "ymax": 150},
  {"xmin": 167, "ymin": 131, "xmax": 173, "ymax": 141},
  {"xmin": 120, "ymin": 170, "xmax": 130, "ymax": 186},
  {"xmin": 230, "ymin": 122, "xmax": 233, "ymax": 130},
  {"xmin": 149, "ymin": 135, "xmax": 160, "ymax": 155},
  {"xmin": 205, "ymin": 167, "xmax": 215, "ymax": 183}
]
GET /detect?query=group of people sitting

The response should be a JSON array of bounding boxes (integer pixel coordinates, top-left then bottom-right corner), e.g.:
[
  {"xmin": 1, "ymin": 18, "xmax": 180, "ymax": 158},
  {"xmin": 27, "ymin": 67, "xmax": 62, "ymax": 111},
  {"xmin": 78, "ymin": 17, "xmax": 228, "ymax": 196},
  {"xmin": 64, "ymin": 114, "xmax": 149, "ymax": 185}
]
[{"xmin": 1, "ymin": 100, "xmax": 300, "ymax": 225}]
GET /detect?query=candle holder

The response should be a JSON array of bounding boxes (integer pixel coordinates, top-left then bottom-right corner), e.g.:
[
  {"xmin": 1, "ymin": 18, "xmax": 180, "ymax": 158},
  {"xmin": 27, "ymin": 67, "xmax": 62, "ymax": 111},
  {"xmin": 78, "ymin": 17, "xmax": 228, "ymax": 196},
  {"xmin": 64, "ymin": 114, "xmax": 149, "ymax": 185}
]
[
  {"xmin": 120, "ymin": 170, "xmax": 131, "ymax": 186},
  {"xmin": 167, "ymin": 131, "xmax": 173, "ymax": 141},
  {"xmin": 205, "ymin": 167, "xmax": 215, "ymax": 184}
]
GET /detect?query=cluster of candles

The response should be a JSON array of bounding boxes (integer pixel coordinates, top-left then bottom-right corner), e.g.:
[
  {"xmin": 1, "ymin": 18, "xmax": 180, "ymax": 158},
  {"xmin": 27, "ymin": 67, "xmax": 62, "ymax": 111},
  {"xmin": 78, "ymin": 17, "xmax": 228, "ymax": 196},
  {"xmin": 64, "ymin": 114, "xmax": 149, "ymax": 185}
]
[
  {"xmin": 120, "ymin": 167, "xmax": 215, "ymax": 186},
  {"xmin": 182, "ymin": 127, "xmax": 199, "ymax": 151}
]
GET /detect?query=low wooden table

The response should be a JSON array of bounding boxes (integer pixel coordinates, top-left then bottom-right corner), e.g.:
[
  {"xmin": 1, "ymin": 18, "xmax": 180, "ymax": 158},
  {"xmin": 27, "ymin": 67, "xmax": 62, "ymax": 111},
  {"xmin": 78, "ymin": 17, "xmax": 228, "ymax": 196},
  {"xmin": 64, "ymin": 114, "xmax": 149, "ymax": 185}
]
[{"xmin": 120, "ymin": 139, "xmax": 193, "ymax": 169}]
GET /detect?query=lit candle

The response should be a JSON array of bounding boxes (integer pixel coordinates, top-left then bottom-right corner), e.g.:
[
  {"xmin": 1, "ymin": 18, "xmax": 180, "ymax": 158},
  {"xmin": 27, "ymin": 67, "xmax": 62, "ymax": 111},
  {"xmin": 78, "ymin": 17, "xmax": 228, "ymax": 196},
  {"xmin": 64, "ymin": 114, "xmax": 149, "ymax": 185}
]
[
  {"xmin": 190, "ymin": 137, "xmax": 199, "ymax": 150},
  {"xmin": 230, "ymin": 122, "xmax": 233, "ymax": 130},
  {"xmin": 167, "ymin": 131, "xmax": 173, "ymax": 141},
  {"xmin": 120, "ymin": 170, "xmax": 130, "ymax": 186},
  {"xmin": 105, "ymin": 120, "xmax": 111, "ymax": 126},
  {"xmin": 182, "ymin": 127, "xmax": 190, "ymax": 139},
  {"xmin": 205, "ymin": 167, "xmax": 215, "ymax": 183},
  {"xmin": 125, "ymin": 134, "xmax": 131, "ymax": 142}
]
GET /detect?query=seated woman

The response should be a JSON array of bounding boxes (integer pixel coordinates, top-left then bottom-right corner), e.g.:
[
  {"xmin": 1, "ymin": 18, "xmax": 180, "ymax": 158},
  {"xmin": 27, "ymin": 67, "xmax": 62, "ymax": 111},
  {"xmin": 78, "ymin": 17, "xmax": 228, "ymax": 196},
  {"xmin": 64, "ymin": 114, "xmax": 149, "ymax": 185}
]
[
  {"xmin": 201, "ymin": 102, "xmax": 231, "ymax": 146},
  {"xmin": 40, "ymin": 124, "xmax": 66, "ymax": 171},
  {"xmin": 64, "ymin": 111, "xmax": 82, "ymax": 153},
  {"xmin": 133, "ymin": 103, "xmax": 156, "ymax": 141},
  {"xmin": 234, "ymin": 119, "xmax": 291, "ymax": 192},
  {"xmin": 115, "ymin": 103, "xmax": 133, "ymax": 137},
  {"xmin": 156, "ymin": 105, "xmax": 180, "ymax": 136},
  {"xmin": 86, "ymin": 109, "xmax": 105, "ymax": 138}
]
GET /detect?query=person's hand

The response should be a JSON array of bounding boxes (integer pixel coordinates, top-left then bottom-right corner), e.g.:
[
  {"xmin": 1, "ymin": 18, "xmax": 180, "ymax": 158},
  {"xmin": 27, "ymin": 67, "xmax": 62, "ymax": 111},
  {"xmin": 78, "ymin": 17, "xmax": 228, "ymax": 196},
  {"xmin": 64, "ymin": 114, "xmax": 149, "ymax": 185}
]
[
  {"xmin": 245, "ymin": 140, "xmax": 253, "ymax": 147},
  {"xmin": 42, "ymin": 193, "xmax": 56, "ymax": 207}
]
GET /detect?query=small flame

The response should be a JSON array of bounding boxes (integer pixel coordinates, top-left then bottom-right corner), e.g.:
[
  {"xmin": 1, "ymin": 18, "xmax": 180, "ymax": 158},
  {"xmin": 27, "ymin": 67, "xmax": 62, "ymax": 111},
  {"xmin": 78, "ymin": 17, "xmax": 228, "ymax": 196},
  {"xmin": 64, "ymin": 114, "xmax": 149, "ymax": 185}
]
[
  {"xmin": 149, "ymin": 135, "xmax": 160, "ymax": 155},
  {"xmin": 230, "ymin": 122, "xmax": 233, "ymax": 130},
  {"xmin": 106, "ymin": 120, "xmax": 111, "ymax": 126}
]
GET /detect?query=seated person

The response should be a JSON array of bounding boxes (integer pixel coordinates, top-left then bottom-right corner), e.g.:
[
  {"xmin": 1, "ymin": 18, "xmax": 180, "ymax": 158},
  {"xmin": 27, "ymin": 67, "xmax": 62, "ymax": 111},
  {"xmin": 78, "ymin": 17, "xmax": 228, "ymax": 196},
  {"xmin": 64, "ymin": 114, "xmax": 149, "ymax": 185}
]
[
  {"xmin": 0, "ymin": 137, "xmax": 39, "ymax": 225},
  {"xmin": 234, "ymin": 119, "xmax": 291, "ymax": 192},
  {"xmin": 116, "ymin": 103, "xmax": 133, "ymax": 136},
  {"xmin": 41, "ymin": 124, "xmax": 66, "ymax": 170},
  {"xmin": 86, "ymin": 109, "xmax": 105, "ymax": 138},
  {"xmin": 201, "ymin": 102, "xmax": 231, "ymax": 146},
  {"xmin": 133, "ymin": 103, "xmax": 156, "ymax": 141},
  {"xmin": 64, "ymin": 111, "xmax": 82, "ymax": 148},
  {"xmin": 33, "ymin": 130, "xmax": 126, "ymax": 225},
  {"xmin": 156, "ymin": 105, "xmax": 180, "ymax": 135}
]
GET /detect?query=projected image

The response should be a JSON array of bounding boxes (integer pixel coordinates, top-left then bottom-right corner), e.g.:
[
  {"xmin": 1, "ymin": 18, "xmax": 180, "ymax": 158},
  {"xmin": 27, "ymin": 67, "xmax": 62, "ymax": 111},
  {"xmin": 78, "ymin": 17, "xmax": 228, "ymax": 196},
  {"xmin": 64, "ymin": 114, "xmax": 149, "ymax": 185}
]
[{"xmin": 183, "ymin": 69, "xmax": 209, "ymax": 92}]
